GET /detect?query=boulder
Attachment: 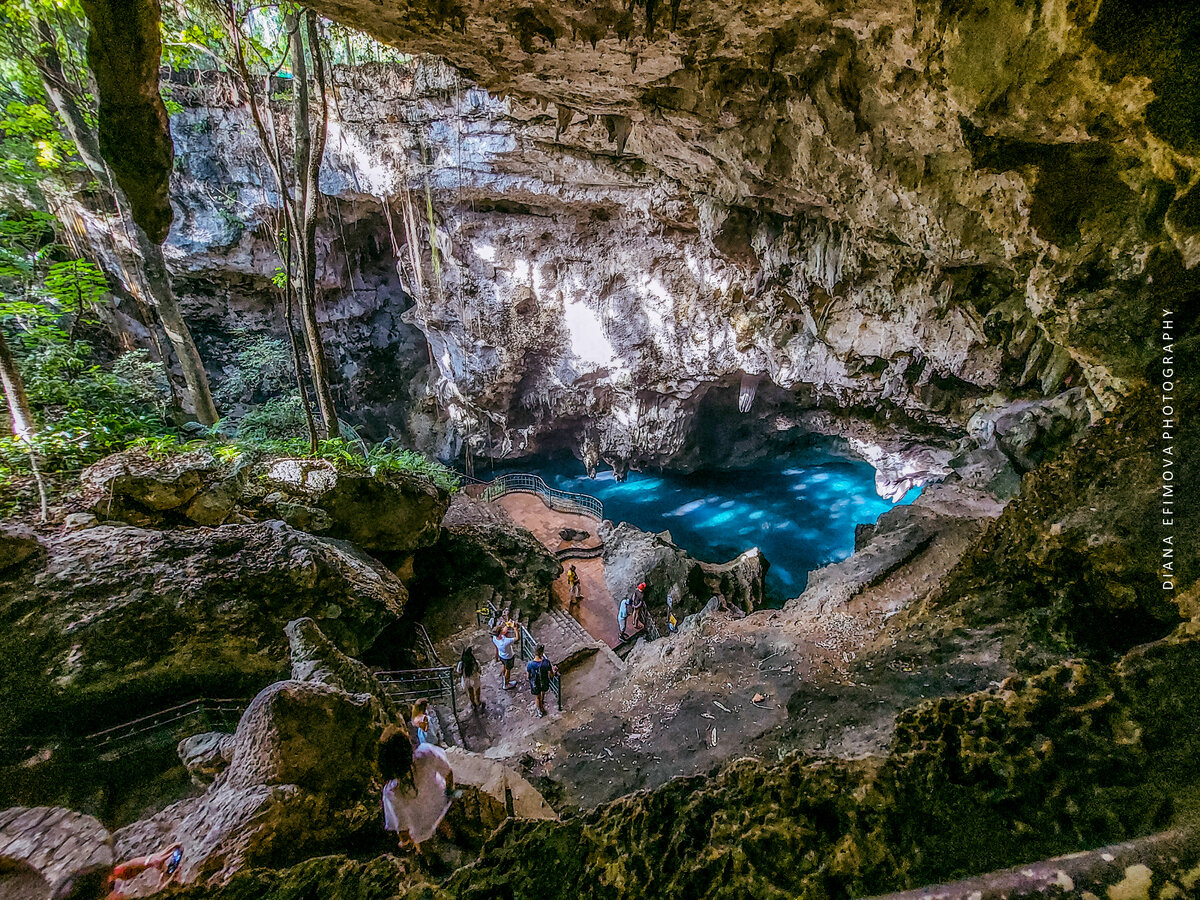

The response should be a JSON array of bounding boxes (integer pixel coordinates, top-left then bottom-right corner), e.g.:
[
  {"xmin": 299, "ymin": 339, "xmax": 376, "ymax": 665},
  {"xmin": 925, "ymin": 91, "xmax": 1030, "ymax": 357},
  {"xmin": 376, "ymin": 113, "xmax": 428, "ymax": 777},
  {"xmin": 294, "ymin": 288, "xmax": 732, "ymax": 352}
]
[
  {"xmin": 82, "ymin": 448, "xmax": 220, "ymax": 521},
  {"xmin": 0, "ymin": 521, "xmax": 407, "ymax": 741},
  {"xmin": 285, "ymin": 617, "xmax": 401, "ymax": 723},
  {"xmin": 602, "ymin": 522, "xmax": 768, "ymax": 619},
  {"xmin": 178, "ymin": 732, "xmax": 236, "ymax": 785},
  {"xmin": 0, "ymin": 806, "xmax": 113, "ymax": 900},
  {"xmin": 0, "ymin": 524, "xmax": 42, "ymax": 574},
  {"xmin": 253, "ymin": 459, "xmax": 450, "ymax": 556},
  {"xmin": 80, "ymin": 451, "xmax": 451, "ymax": 564},
  {"xmin": 115, "ymin": 680, "xmax": 386, "ymax": 885}
]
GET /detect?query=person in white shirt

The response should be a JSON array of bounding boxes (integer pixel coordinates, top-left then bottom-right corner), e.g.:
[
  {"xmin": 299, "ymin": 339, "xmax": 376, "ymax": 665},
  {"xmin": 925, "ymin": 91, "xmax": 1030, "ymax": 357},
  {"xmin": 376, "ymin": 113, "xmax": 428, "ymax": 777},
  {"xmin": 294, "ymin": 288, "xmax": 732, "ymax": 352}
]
[
  {"xmin": 379, "ymin": 725, "xmax": 458, "ymax": 851},
  {"xmin": 492, "ymin": 624, "xmax": 519, "ymax": 690}
]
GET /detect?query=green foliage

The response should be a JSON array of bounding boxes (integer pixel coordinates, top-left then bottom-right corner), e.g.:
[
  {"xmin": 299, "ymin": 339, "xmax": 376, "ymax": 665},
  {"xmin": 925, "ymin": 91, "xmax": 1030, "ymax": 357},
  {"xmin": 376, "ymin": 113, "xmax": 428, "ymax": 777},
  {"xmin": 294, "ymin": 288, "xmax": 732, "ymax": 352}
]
[
  {"xmin": 236, "ymin": 395, "xmax": 308, "ymax": 442},
  {"xmin": 213, "ymin": 330, "xmax": 294, "ymax": 406},
  {"xmin": 0, "ymin": 343, "xmax": 173, "ymax": 475},
  {"xmin": 244, "ymin": 436, "xmax": 461, "ymax": 491},
  {"xmin": 42, "ymin": 258, "xmax": 107, "ymax": 313},
  {"xmin": 0, "ymin": 211, "xmax": 173, "ymax": 499}
]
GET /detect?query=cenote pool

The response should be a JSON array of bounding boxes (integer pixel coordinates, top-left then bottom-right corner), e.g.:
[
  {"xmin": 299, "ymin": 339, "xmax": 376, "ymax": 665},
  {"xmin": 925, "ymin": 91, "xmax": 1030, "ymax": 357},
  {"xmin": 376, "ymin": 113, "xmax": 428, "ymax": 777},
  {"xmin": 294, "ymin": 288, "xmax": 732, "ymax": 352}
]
[{"xmin": 491, "ymin": 450, "xmax": 922, "ymax": 604}]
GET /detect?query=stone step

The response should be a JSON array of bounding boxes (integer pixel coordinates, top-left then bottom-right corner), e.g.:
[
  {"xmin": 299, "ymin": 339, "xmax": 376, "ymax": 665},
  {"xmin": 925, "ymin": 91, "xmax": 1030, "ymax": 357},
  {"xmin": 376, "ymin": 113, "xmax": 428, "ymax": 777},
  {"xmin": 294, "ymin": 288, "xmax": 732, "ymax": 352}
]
[{"xmin": 530, "ymin": 607, "xmax": 604, "ymax": 673}]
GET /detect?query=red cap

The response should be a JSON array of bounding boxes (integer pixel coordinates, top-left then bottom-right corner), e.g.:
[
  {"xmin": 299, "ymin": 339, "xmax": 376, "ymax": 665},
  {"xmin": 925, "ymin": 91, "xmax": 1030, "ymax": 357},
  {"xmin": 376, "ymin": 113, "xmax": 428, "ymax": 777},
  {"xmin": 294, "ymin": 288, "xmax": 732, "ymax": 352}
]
[{"xmin": 637, "ymin": 583, "xmax": 646, "ymax": 591}]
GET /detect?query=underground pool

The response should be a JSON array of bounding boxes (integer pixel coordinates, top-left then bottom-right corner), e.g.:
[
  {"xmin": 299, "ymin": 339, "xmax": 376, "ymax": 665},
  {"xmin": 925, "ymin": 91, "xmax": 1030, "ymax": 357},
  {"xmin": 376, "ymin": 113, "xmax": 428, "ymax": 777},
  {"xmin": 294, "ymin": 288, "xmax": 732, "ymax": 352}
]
[{"xmin": 490, "ymin": 448, "xmax": 923, "ymax": 603}]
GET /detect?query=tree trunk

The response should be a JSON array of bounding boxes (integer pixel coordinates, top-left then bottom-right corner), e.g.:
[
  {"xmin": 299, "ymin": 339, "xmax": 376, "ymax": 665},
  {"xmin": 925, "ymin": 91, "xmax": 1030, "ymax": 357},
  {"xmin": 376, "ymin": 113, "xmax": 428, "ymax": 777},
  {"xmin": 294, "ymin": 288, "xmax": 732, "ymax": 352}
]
[
  {"xmin": 289, "ymin": 10, "xmax": 338, "ymax": 438},
  {"xmin": 0, "ymin": 330, "xmax": 35, "ymax": 445},
  {"xmin": 281, "ymin": 211, "xmax": 318, "ymax": 450},
  {"xmin": 135, "ymin": 229, "xmax": 219, "ymax": 425},
  {"xmin": 32, "ymin": 17, "xmax": 219, "ymax": 426},
  {"xmin": 0, "ymin": 329, "xmax": 49, "ymax": 519}
]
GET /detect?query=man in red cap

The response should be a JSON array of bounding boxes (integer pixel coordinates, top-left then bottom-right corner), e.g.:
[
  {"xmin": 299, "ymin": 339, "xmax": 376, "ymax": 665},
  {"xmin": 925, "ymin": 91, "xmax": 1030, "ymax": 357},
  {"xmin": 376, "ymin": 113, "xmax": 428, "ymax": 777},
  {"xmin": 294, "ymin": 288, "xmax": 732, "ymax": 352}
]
[{"xmin": 618, "ymin": 582, "xmax": 647, "ymax": 641}]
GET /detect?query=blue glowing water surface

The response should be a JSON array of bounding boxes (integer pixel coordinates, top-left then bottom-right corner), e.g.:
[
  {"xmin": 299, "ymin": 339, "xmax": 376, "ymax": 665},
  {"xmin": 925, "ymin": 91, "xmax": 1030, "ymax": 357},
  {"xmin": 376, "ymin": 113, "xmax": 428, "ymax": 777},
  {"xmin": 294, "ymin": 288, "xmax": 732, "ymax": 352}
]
[{"xmin": 492, "ymin": 450, "xmax": 921, "ymax": 604}]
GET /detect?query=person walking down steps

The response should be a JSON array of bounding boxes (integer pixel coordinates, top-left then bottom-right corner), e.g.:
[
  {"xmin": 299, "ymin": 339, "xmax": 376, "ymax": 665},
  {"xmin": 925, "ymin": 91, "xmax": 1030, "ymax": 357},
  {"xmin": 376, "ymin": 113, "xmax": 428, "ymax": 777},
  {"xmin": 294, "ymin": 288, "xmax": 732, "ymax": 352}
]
[
  {"xmin": 526, "ymin": 644, "xmax": 559, "ymax": 718},
  {"xmin": 457, "ymin": 646, "xmax": 483, "ymax": 712},
  {"xmin": 379, "ymin": 725, "xmax": 460, "ymax": 854},
  {"xmin": 492, "ymin": 623, "xmax": 518, "ymax": 690}
]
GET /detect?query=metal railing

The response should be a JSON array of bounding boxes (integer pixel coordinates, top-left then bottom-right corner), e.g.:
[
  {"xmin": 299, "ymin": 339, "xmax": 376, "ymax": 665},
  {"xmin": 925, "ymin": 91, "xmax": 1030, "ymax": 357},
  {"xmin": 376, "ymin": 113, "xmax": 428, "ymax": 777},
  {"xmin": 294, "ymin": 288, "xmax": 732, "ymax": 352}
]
[
  {"xmin": 481, "ymin": 473, "xmax": 603, "ymax": 521},
  {"xmin": 85, "ymin": 698, "xmax": 248, "ymax": 761},
  {"xmin": 377, "ymin": 663, "xmax": 462, "ymax": 744},
  {"xmin": 413, "ymin": 622, "xmax": 443, "ymax": 667}
]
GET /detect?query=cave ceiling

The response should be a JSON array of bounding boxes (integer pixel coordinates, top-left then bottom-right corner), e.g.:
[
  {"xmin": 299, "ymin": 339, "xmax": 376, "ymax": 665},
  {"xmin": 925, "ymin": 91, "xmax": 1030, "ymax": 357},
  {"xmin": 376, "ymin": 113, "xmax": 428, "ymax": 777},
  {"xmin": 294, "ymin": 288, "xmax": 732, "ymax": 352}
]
[{"xmin": 83, "ymin": 0, "xmax": 1200, "ymax": 395}]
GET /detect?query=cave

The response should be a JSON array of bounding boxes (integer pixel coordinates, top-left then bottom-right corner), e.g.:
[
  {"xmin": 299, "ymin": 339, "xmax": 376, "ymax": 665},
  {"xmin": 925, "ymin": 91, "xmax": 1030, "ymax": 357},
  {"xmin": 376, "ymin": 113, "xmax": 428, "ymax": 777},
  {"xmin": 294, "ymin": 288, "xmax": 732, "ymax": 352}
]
[{"xmin": 0, "ymin": 1, "xmax": 1198, "ymax": 899}]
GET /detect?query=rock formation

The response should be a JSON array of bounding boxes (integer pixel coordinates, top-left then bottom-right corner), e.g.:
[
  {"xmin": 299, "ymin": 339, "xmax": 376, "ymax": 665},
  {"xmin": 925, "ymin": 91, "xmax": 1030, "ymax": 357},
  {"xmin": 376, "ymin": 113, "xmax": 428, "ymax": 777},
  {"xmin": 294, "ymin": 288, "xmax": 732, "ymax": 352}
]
[
  {"xmin": 0, "ymin": 520, "xmax": 407, "ymax": 746},
  {"xmin": 601, "ymin": 521, "xmax": 767, "ymax": 617},
  {"xmin": 81, "ymin": 449, "xmax": 451, "ymax": 569},
  {"xmin": 0, "ymin": 807, "xmax": 113, "ymax": 900},
  {"xmin": 408, "ymin": 501, "xmax": 563, "ymax": 634},
  {"xmin": 285, "ymin": 616, "xmax": 404, "ymax": 724},
  {"xmin": 59, "ymin": 43, "xmax": 1137, "ymax": 485},
  {"xmin": 74, "ymin": 1, "xmax": 1200, "ymax": 483},
  {"xmin": 115, "ymin": 678, "xmax": 388, "ymax": 886}
]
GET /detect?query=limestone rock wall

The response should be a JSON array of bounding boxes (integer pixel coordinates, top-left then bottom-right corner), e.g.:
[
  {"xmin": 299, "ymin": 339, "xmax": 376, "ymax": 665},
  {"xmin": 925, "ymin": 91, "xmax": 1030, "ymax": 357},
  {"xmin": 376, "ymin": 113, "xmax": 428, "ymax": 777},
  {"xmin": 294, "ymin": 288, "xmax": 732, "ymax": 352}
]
[{"xmin": 144, "ymin": 39, "xmax": 1141, "ymax": 475}]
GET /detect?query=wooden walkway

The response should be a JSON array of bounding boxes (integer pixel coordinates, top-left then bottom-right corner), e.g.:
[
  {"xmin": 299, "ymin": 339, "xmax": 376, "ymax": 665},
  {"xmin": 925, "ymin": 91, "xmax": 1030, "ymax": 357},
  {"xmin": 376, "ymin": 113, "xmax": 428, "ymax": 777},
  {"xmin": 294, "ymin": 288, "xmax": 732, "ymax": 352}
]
[{"xmin": 496, "ymin": 493, "xmax": 621, "ymax": 648}]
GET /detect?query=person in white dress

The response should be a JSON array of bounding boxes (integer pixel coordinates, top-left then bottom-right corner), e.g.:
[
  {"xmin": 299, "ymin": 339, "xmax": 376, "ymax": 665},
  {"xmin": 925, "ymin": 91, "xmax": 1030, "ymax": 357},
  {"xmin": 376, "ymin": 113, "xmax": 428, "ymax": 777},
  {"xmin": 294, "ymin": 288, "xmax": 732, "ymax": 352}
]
[{"xmin": 379, "ymin": 725, "xmax": 458, "ymax": 850}]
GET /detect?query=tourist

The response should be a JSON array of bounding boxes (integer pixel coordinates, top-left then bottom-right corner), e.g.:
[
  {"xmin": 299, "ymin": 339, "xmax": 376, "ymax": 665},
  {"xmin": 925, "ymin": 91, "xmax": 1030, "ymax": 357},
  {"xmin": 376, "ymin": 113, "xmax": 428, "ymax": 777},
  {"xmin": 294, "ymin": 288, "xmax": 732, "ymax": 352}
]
[
  {"xmin": 457, "ymin": 646, "xmax": 483, "ymax": 711},
  {"xmin": 492, "ymin": 623, "xmax": 518, "ymax": 689},
  {"xmin": 618, "ymin": 582, "xmax": 646, "ymax": 641},
  {"xmin": 567, "ymin": 564, "xmax": 582, "ymax": 604},
  {"xmin": 105, "ymin": 843, "xmax": 184, "ymax": 898},
  {"xmin": 411, "ymin": 698, "xmax": 440, "ymax": 746},
  {"xmin": 667, "ymin": 583, "xmax": 681, "ymax": 633},
  {"xmin": 379, "ymin": 725, "xmax": 459, "ymax": 853},
  {"xmin": 629, "ymin": 592, "xmax": 646, "ymax": 635},
  {"xmin": 526, "ymin": 644, "xmax": 559, "ymax": 718}
]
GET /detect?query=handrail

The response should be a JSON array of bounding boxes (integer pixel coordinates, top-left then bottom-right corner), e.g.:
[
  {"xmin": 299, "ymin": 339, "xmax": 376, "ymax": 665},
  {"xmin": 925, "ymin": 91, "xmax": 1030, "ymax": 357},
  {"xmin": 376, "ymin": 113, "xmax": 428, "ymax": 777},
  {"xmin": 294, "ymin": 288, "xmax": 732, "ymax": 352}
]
[
  {"xmin": 413, "ymin": 622, "xmax": 443, "ymax": 667},
  {"xmin": 376, "ymin": 666, "xmax": 462, "ymax": 745},
  {"xmin": 481, "ymin": 473, "xmax": 603, "ymax": 521},
  {"xmin": 86, "ymin": 698, "xmax": 247, "ymax": 747}
]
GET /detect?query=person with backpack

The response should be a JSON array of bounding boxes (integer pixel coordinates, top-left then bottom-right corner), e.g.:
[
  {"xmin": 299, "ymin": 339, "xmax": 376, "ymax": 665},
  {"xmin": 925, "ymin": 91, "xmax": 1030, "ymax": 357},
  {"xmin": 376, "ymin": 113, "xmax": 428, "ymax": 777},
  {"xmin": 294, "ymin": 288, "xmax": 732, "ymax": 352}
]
[
  {"xmin": 618, "ymin": 582, "xmax": 646, "ymax": 641},
  {"xmin": 456, "ymin": 646, "xmax": 483, "ymax": 712},
  {"xmin": 526, "ymin": 644, "xmax": 559, "ymax": 718}
]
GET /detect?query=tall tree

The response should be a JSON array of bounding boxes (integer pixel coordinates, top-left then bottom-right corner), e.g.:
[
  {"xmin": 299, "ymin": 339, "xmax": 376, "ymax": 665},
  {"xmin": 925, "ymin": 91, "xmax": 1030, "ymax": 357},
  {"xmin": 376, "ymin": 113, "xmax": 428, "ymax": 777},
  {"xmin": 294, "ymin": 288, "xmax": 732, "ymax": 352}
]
[
  {"xmin": 28, "ymin": 14, "xmax": 219, "ymax": 425},
  {"xmin": 219, "ymin": 2, "xmax": 339, "ymax": 438}
]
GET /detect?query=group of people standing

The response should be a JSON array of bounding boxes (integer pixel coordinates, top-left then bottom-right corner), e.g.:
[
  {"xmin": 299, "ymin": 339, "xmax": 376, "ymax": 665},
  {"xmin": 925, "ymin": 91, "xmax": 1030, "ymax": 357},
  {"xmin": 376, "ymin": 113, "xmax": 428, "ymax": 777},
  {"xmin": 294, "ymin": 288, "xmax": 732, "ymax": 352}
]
[
  {"xmin": 618, "ymin": 581, "xmax": 647, "ymax": 642},
  {"xmin": 448, "ymin": 622, "xmax": 560, "ymax": 720}
]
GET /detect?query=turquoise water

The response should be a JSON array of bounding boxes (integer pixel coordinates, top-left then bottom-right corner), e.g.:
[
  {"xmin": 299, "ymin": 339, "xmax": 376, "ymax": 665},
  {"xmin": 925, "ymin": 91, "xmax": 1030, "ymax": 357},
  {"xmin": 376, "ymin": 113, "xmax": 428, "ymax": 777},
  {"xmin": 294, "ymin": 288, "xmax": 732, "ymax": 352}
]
[{"xmin": 492, "ymin": 451, "xmax": 921, "ymax": 603}]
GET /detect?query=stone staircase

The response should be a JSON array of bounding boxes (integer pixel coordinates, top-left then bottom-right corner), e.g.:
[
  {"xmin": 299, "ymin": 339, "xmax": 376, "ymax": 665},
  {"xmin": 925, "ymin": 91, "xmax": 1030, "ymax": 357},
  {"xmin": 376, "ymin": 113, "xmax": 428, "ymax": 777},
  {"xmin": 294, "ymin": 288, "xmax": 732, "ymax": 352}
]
[{"xmin": 532, "ymin": 605, "xmax": 602, "ymax": 672}]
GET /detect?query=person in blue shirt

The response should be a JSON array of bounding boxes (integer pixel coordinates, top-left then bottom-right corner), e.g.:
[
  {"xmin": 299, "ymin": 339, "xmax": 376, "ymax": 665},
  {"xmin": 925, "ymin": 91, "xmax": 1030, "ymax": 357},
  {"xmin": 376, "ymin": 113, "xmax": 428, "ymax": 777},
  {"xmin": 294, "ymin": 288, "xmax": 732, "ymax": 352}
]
[{"xmin": 526, "ymin": 644, "xmax": 559, "ymax": 718}]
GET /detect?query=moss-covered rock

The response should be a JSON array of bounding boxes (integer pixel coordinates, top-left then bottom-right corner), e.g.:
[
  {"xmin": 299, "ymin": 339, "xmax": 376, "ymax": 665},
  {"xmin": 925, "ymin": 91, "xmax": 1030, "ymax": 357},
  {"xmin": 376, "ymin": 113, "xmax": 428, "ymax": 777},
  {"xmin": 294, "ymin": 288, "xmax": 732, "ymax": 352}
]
[{"xmin": 0, "ymin": 522, "xmax": 407, "ymax": 743}]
